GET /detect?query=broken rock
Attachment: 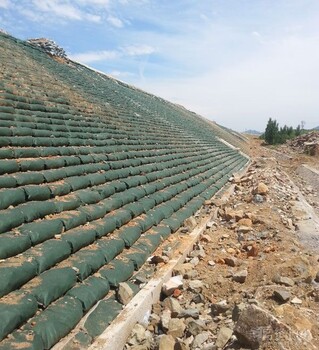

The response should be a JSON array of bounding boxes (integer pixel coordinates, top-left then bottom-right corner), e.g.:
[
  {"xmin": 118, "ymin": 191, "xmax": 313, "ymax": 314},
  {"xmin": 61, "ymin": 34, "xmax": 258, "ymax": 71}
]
[
  {"xmin": 215, "ymin": 327, "xmax": 232, "ymax": 348},
  {"xmin": 192, "ymin": 331, "xmax": 210, "ymax": 349},
  {"xmin": 273, "ymin": 290, "xmax": 291, "ymax": 303},
  {"xmin": 162, "ymin": 297, "xmax": 183, "ymax": 316},
  {"xmin": 158, "ymin": 335, "xmax": 175, "ymax": 350},
  {"xmin": 162, "ymin": 275, "xmax": 183, "ymax": 296},
  {"xmin": 211, "ymin": 300, "xmax": 229, "ymax": 316},
  {"xmin": 253, "ymin": 194, "xmax": 264, "ymax": 203},
  {"xmin": 224, "ymin": 256, "xmax": 238, "ymax": 267},
  {"xmin": 255, "ymin": 182, "xmax": 269, "ymax": 195},
  {"xmin": 187, "ymin": 319, "xmax": 206, "ymax": 336},
  {"xmin": 188, "ymin": 279, "xmax": 204, "ymax": 292},
  {"xmin": 118, "ymin": 282, "xmax": 135, "ymax": 305},
  {"xmin": 184, "ymin": 216, "xmax": 197, "ymax": 230},
  {"xmin": 273, "ymin": 275, "xmax": 295, "ymax": 287},
  {"xmin": 161, "ymin": 309, "xmax": 171, "ymax": 331},
  {"xmin": 167, "ymin": 318, "xmax": 186, "ymax": 338},
  {"xmin": 291, "ymin": 297, "xmax": 302, "ymax": 305},
  {"xmin": 232, "ymin": 269, "xmax": 248, "ymax": 283},
  {"xmin": 178, "ymin": 308, "xmax": 199, "ymax": 319},
  {"xmin": 237, "ymin": 218, "xmax": 252, "ymax": 227}
]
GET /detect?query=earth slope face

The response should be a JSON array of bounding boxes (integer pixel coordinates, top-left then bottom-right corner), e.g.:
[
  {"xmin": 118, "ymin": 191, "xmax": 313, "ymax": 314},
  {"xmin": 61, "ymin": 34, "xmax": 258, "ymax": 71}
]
[{"xmin": 0, "ymin": 32, "xmax": 248, "ymax": 349}]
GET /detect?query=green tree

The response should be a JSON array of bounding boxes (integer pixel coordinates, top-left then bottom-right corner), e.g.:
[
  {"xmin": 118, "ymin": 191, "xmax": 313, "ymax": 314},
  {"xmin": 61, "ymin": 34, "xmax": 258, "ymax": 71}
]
[
  {"xmin": 295, "ymin": 124, "xmax": 301, "ymax": 136},
  {"xmin": 262, "ymin": 119, "xmax": 303, "ymax": 145},
  {"xmin": 264, "ymin": 118, "xmax": 279, "ymax": 144}
]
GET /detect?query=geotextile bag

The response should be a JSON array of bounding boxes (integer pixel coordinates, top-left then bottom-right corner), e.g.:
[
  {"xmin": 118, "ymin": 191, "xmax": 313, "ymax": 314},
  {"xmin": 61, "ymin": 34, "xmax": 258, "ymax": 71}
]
[
  {"xmin": 83, "ymin": 297, "xmax": 122, "ymax": 338},
  {"xmin": 0, "ymin": 291, "xmax": 38, "ymax": 341},
  {"xmin": 24, "ymin": 296, "xmax": 83, "ymax": 349},
  {"xmin": 21, "ymin": 267, "xmax": 77, "ymax": 307},
  {"xmin": 67, "ymin": 275, "xmax": 110, "ymax": 312}
]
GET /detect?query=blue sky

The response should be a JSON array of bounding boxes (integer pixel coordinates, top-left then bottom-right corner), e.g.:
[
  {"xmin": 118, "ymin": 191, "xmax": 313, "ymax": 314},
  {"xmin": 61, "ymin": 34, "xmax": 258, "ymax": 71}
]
[{"xmin": 1, "ymin": 0, "xmax": 319, "ymax": 131}]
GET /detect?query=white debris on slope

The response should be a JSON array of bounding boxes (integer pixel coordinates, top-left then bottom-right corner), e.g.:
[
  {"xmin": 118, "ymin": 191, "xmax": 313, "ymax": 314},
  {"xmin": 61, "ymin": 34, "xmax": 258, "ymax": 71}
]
[{"xmin": 27, "ymin": 38, "xmax": 67, "ymax": 58}]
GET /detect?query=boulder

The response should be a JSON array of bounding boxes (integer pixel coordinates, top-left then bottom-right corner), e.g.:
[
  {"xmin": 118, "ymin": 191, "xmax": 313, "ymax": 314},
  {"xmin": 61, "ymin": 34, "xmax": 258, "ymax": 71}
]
[{"xmin": 234, "ymin": 304, "xmax": 286, "ymax": 349}]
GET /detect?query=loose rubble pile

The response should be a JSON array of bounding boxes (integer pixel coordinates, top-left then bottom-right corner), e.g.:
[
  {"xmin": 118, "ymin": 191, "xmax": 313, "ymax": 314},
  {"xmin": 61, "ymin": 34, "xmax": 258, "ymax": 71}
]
[
  {"xmin": 284, "ymin": 132, "xmax": 319, "ymax": 156},
  {"xmin": 124, "ymin": 155, "xmax": 319, "ymax": 350},
  {"xmin": 27, "ymin": 38, "xmax": 67, "ymax": 58}
]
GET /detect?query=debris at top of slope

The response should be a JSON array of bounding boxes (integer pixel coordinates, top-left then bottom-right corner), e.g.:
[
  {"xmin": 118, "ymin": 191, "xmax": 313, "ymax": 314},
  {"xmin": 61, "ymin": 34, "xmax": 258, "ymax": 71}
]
[{"xmin": 27, "ymin": 38, "xmax": 67, "ymax": 58}]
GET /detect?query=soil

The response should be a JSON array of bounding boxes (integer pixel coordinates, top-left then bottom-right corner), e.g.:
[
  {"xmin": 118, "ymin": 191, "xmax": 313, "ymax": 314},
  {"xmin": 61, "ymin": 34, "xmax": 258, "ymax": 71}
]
[{"xmin": 124, "ymin": 135, "xmax": 319, "ymax": 350}]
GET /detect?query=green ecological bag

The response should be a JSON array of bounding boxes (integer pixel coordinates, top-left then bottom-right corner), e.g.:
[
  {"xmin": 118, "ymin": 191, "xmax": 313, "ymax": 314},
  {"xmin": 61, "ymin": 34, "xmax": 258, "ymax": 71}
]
[
  {"xmin": 83, "ymin": 297, "xmax": 122, "ymax": 338},
  {"xmin": 91, "ymin": 215, "xmax": 117, "ymax": 238},
  {"xmin": 61, "ymin": 247, "xmax": 106, "ymax": 281},
  {"xmin": 96, "ymin": 237, "xmax": 125, "ymax": 263},
  {"xmin": 0, "ymin": 330, "xmax": 44, "ymax": 350},
  {"xmin": 0, "ymin": 188, "xmax": 26, "ymax": 210},
  {"xmin": 67, "ymin": 275, "xmax": 110, "ymax": 312},
  {"xmin": 0, "ymin": 232, "xmax": 31, "ymax": 259},
  {"xmin": 0, "ymin": 291, "xmax": 38, "ymax": 341},
  {"xmin": 98, "ymin": 258, "xmax": 134, "ymax": 287},
  {"xmin": 19, "ymin": 219, "xmax": 64, "ymax": 245},
  {"xmin": 24, "ymin": 296, "xmax": 83, "ymax": 349},
  {"xmin": 22, "ymin": 268, "xmax": 77, "ymax": 307},
  {"xmin": 117, "ymin": 224, "xmax": 142, "ymax": 247},
  {"xmin": 26, "ymin": 240, "xmax": 71, "ymax": 274},
  {"xmin": 0, "ymin": 256, "xmax": 38, "ymax": 297},
  {"xmin": 61, "ymin": 226, "xmax": 97, "ymax": 253},
  {"xmin": 121, "ymin": 247, "xmax": 148, "ymax": 270}
]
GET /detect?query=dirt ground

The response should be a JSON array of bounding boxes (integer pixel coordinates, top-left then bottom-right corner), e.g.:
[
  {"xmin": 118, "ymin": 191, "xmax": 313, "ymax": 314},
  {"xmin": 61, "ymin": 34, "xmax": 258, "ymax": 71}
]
[{"xmin": 124, "ymin": 136, "xmax": 319, "ymax": 350}]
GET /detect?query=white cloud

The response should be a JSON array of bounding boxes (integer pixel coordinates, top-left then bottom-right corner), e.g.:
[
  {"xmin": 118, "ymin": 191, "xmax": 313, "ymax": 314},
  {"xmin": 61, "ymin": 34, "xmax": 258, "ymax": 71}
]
[
  {"xmin": 122, "ymin": 44, "xmax": 156, "ymax": 56},
  {"xmin": 32, "ymin": 0, "xmax": 83, "ymax": 20},
  {"xmin": 13, "ymin": 0, "xmax": 107, "ymax": 23},
  {"xmin": 78, "ymin": 0, "xmax": 109, "ymax": 5},
  {"xmin": 139, "ymin": 33, "xmax": 319, "ymax": 131},
  {"xmin": 71, "ymin": 44, "xmax": 156, "ymax": 64},
  {"xmin": 107, "ymin": 15, "xmax": 123, "ymax": 28},
  {"xmin": 70, "ymin": 50, "xmax": 119, "ymax": 63},
  {"xmin": 86, "ymin": 13, "xmax": 101, "ymax": 22},
  {"xmin": 109, "ymin": 70, "xmax": 134, "ymax": 78},
  {"xmin": 0, "ymin": 0, "xmax": 10, "ymax": 8}
]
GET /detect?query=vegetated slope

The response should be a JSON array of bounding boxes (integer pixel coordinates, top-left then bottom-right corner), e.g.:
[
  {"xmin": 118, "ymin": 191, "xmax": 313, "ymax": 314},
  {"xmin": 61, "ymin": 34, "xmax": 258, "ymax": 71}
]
[{"xmin": 0, "ymin": 32, "xmax": 248, "ymax": 349}]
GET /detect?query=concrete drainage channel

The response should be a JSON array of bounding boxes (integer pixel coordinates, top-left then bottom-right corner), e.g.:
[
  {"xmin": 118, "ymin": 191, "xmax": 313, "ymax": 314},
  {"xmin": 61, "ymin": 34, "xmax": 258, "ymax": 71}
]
[{"xmin": 53, "ymin": 163, "xmax": 250, "ymax": 350}]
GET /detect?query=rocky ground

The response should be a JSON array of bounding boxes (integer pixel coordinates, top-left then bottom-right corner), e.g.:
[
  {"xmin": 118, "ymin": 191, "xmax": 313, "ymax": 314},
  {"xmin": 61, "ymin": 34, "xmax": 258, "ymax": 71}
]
[{"xmin": 123, "ymin": 137, "xmax": 319, "ymax": 350}]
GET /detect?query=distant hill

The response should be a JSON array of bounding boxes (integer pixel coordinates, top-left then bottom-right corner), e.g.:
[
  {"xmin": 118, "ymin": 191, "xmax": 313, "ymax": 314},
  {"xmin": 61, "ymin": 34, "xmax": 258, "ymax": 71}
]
[
  {"xmin": 313, "ymin": 126, "xmax": 319, "ymax": 130},
  {"xmin": 243, "ymin": 129, "xmax": 262, "ymax": 135}
]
